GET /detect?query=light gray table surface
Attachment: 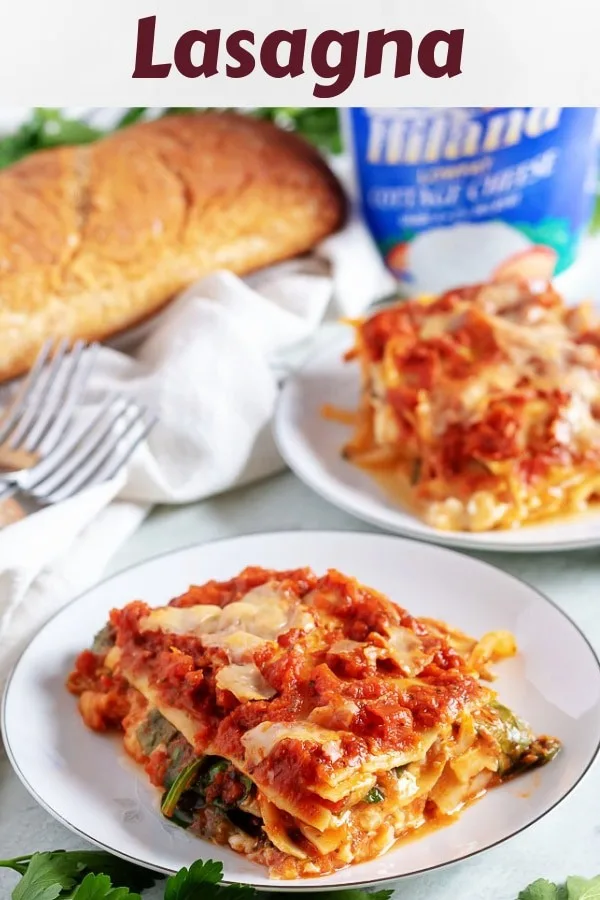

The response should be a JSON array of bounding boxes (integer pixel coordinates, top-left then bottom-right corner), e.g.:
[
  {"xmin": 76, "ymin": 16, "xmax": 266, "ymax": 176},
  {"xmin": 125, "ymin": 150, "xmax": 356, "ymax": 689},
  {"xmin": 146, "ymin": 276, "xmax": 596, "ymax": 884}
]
[{"xmin": 1, "ymin": 470, "xmax": 599, "ymax": 899}]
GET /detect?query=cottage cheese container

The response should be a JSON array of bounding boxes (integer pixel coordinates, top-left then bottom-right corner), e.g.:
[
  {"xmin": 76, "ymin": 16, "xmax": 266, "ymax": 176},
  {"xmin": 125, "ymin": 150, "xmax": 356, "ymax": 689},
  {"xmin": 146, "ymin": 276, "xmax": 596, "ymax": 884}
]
[{"xmin": 343, "ymin": 108, "xmax": 599, "ymax": 296}]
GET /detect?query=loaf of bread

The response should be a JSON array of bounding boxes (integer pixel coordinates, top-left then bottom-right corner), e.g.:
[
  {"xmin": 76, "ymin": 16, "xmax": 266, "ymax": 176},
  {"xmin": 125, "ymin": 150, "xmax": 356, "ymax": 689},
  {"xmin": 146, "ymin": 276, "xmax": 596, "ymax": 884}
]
[{"xmin": 0, "ymin": 112, "xmax": 346, "ymax": 382}]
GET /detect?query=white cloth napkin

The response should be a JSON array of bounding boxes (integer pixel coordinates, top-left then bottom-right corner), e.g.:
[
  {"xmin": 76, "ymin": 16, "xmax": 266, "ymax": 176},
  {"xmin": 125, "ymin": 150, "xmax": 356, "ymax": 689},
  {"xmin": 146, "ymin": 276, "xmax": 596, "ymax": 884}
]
[{"xmin": 0, "ymin": 210, "xmax": 395, "ymax": 688}]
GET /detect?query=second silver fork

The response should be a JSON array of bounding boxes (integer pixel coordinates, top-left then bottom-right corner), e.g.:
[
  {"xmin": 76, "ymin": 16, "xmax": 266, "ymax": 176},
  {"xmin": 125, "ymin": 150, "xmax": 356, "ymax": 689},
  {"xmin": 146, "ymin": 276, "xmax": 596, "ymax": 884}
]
[
  {"xmin": 0, "ymin": 397, "xmax": 156, "ymax": 509},
  {"xmin": 0, "ymin": 338, "xmax": 99, "ymax": 478}
]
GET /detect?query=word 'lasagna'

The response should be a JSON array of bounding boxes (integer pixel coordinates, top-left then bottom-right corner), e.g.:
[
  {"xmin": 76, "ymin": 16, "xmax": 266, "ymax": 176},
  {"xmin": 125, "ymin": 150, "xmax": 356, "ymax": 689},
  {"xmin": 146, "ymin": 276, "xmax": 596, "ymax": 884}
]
[
  {"xmin": 67, "ymin": 566, "xmax": 559, "ymax": 878},
  {"xmin": 333, "ymin": 280, "xmax": 600, "ymax": 531}
]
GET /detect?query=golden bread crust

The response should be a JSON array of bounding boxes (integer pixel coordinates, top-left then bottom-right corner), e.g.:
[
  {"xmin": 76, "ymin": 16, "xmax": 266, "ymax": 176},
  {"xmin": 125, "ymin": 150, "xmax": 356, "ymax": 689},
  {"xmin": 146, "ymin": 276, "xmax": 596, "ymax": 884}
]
[{"xmin": 0, "ymin": 112, "xmax": 346, "ymax": 381}]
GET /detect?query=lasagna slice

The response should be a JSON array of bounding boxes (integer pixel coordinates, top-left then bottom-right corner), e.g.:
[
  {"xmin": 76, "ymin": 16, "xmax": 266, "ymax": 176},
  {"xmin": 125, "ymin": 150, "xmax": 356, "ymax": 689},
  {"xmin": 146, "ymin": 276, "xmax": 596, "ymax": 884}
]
[
  {"xmin": 333, "ymin": 279, "xmax": 600, "ymax": 531},
  {"xmin": 67, "ymin": 566, "xmax": 559, "ymax": 879}
]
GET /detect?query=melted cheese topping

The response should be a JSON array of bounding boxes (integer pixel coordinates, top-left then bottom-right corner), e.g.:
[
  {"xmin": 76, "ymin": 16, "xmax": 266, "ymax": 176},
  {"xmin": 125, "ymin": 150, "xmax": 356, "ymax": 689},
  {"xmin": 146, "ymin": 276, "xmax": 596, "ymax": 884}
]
[
  {"xmin": 139, "ymin": 583, "xmax": 315, "ymax": 662},
  {"xmin": 415, "ymin": 311, "xmax": 600, "ymax": 442},
  {"xmin": 140, "ymin": 604, "xmax": 222, "ymax": 634},
  {"xmin": 384, "ymin": 625, "xmax": 436, "ymax": 675},
  {"xmin": 326, "ymin": 630, "xmax": 435, "ymax": 677},
  {"xmin": 203, "ymin": 631, "xmax": 265, "ymax": 663},
  {"xmin": 216, "ymin": 663, "xmax": 276, "ymax": 701}
]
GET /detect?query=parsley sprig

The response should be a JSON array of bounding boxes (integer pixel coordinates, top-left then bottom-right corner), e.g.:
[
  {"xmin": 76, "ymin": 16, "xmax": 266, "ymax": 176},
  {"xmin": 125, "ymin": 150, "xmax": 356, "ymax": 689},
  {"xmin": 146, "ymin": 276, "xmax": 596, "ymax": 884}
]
[
  {"xmin": 0, "ymin": 853, "xmax": 394, "ymax": 900},
  {"xmin": 1, "ymin": 851, "xmax": 599, "ymax": 900},
  {"xmin": 0, "ymin": 850, "xmax": 157, "ymax": 899},
  {"xmin": 519, "ymin": 877, "xmax": 600, "ymax": 899},
  {"xmin": 0, "ymin": 107, "xmax": 341, "ymax": 171}
]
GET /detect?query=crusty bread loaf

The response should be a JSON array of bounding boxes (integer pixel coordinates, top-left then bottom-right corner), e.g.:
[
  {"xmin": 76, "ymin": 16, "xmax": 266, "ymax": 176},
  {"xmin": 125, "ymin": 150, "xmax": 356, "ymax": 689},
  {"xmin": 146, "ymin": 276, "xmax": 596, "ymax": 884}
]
[{"xmin": 0, "ymin": 112, "xmax": 346, "ymax": 382}]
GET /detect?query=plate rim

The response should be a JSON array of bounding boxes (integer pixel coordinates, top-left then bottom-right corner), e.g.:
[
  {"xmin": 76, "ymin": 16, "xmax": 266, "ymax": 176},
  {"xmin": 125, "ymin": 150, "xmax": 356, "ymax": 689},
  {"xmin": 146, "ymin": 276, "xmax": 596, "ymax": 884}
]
[
  {"xmin": 273, "ymin": 330, "xmax": 600, "ymax": 554},
  {"xmin": 3, "ymin": 529, "xmax": 600, "ymax": 891}
]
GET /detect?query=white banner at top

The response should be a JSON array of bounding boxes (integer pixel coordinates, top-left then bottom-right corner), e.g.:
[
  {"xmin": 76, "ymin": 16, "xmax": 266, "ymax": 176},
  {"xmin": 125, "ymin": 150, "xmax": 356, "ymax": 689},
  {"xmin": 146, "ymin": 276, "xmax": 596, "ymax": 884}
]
[{"xmin": 0, "ymin": 0, "xmax": 596, "ymax": 105}]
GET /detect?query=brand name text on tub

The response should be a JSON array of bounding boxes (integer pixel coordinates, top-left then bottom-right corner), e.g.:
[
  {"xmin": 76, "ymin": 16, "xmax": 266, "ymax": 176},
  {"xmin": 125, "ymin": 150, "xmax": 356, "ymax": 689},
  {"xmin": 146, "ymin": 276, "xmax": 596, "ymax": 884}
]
[{"xmin": 366, "ymin": 108, "xmax": 562, "ymax": 165}]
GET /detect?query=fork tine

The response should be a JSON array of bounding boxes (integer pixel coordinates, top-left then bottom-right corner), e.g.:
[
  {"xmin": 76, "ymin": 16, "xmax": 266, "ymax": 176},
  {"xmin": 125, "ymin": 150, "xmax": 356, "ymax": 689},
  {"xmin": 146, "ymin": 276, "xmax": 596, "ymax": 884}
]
[
  {"xmin": 89, "ymin": 413, "xmax": 156, "ymax": 486},
  {"xmin": 7, "ymin": 338, "xmax": 71, "ymax": 449},
  {"xmin": 21, "ymin": 340, "xmax": 91, "ymax": 453},
  {"xmin": 42, "ymin": 412, "xmax": 156, "ymax": 505},
  {"xmin": 0, "ymin": 339, "xmax": 54, "ymax": 444},
  {"xmin": 21, "ymin": 395, "xmax": 119, "ymax": 488},
  {"xmin": 31, "ymin": 404, "xmax": 150, "ymax": 505},
  {"xmin": 30, "ymin": 342, "xmax": 99, "ymax": 455},
  {"xmin": 24, "ymin": 397, "xmax": 128, "ymax": 493},
  {"xmin": 39, "ymin": 404, "xmax": 145, "ymax": 498}
]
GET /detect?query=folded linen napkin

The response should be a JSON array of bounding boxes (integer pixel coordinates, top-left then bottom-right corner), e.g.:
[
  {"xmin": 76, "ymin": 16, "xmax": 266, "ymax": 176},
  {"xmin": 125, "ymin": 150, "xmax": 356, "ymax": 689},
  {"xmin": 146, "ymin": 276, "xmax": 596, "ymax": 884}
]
[{"xmin": 0, "ymin": 207, "xmax": 395, "ymax": 689}]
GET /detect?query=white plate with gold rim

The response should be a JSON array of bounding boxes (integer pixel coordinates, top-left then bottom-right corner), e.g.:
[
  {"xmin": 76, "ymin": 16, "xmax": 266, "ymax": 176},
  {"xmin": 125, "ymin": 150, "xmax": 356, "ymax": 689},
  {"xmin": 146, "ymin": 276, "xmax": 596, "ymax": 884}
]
[
  {"xmin": 2, "ymin": 531, "xmax": 600, "ymax": 890},
  {"xmin": 274, "ymin": 327, "xmax": 600, "ymax": 553}
]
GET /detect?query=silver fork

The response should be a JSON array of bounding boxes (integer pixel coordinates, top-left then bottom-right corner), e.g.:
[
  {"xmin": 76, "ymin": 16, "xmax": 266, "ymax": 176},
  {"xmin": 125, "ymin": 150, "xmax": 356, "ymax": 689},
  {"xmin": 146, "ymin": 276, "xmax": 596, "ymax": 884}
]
[
  {"xmin": 0, "ymin": 398, "xmax": 156, "ymax": 509},
  {"xmin": 0, "ymin": 338, "xmax": 99, "ymax": 477}
]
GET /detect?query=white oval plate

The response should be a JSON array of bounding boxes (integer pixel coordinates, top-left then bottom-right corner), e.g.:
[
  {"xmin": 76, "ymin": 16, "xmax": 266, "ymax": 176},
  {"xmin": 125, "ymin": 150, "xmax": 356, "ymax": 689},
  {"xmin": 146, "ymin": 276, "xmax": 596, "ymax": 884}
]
[
  {"xmin": 274, "ymin": 328, "xmax": 600, "ymax": 553},
  {"xmin": 3, "ymin": 531, "xmax": 600, "ymax": 891}
]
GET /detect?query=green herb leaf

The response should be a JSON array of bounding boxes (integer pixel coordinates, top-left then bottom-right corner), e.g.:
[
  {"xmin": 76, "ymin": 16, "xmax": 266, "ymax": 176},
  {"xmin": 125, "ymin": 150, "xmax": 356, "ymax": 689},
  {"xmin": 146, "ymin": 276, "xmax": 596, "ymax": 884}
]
[
  {"xmin": 213, "ymin": 888, "xmax": 256, "ymax": 900},
  {"xmin": 161, "ymin": 759, "xmax": 203, "ymax": 817},
  {"xmin": 518, "ymin": 879, "xmax": 562, "ymax": 900},
  {"xmin": 202, "ymin": 759, "xmax": 229, "ymax": 787},
  {"xmin": 10, "ymin": 852, "xmax": 78, "ymax": 900},
  {"xmin": 0, "ymin": 108, "xmax": 101, "ymax": 170},
  {"xmin": 162, "ymin": 108, "xmax": 205, "ymax": 117},
  {"xmin": 0, "ymin": 106, "xmax": 342, "ymax": 174},
  {"xmin": 67, "ymin": 872, "xmax": 141, "ymax": 900},
  {"xmin": 6, "ymin": 847, "xmax": 600, "ymax": 900},
  {"xmin": 164, "ymin": 860, "xmax": 227, "ymax": 900},
  {"xmin": 364, "ymin": 786, "xmax": 385, "ymax": 804},
  {"xmin": 565, "ymin": 876, "xmax": 600, "ymax": 900},
  {"xmin": 116, "ymin": 109, "xmax": 149, "ymax": 129},
  {"xmin": 58, "ymin": 852, "xmax": 159, "ymax": 892},
  {"xmin": 410, "ymin": 458, "xmax": 422, "ymax": 486},
  {"xmin": 0, "ymin": 856, "xmax": 32, "ymax": 877},
  {"xmin": 136, "ymin": 709, "xmax": 177, "ymax": 758},
  {"xmin": 489, "ymin": 702, "xmax": 536, "ymax": 773},
  {"xmin": 0, "ymin": 851, "xmax": 159, "ymax": 895},
  {"xmin": 315, "ymin": 891, "xmax": 394, "ymax": 900},
  {"xmin": 37, "ymin": 117, "xmax": 101, "ymax": 149}
]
